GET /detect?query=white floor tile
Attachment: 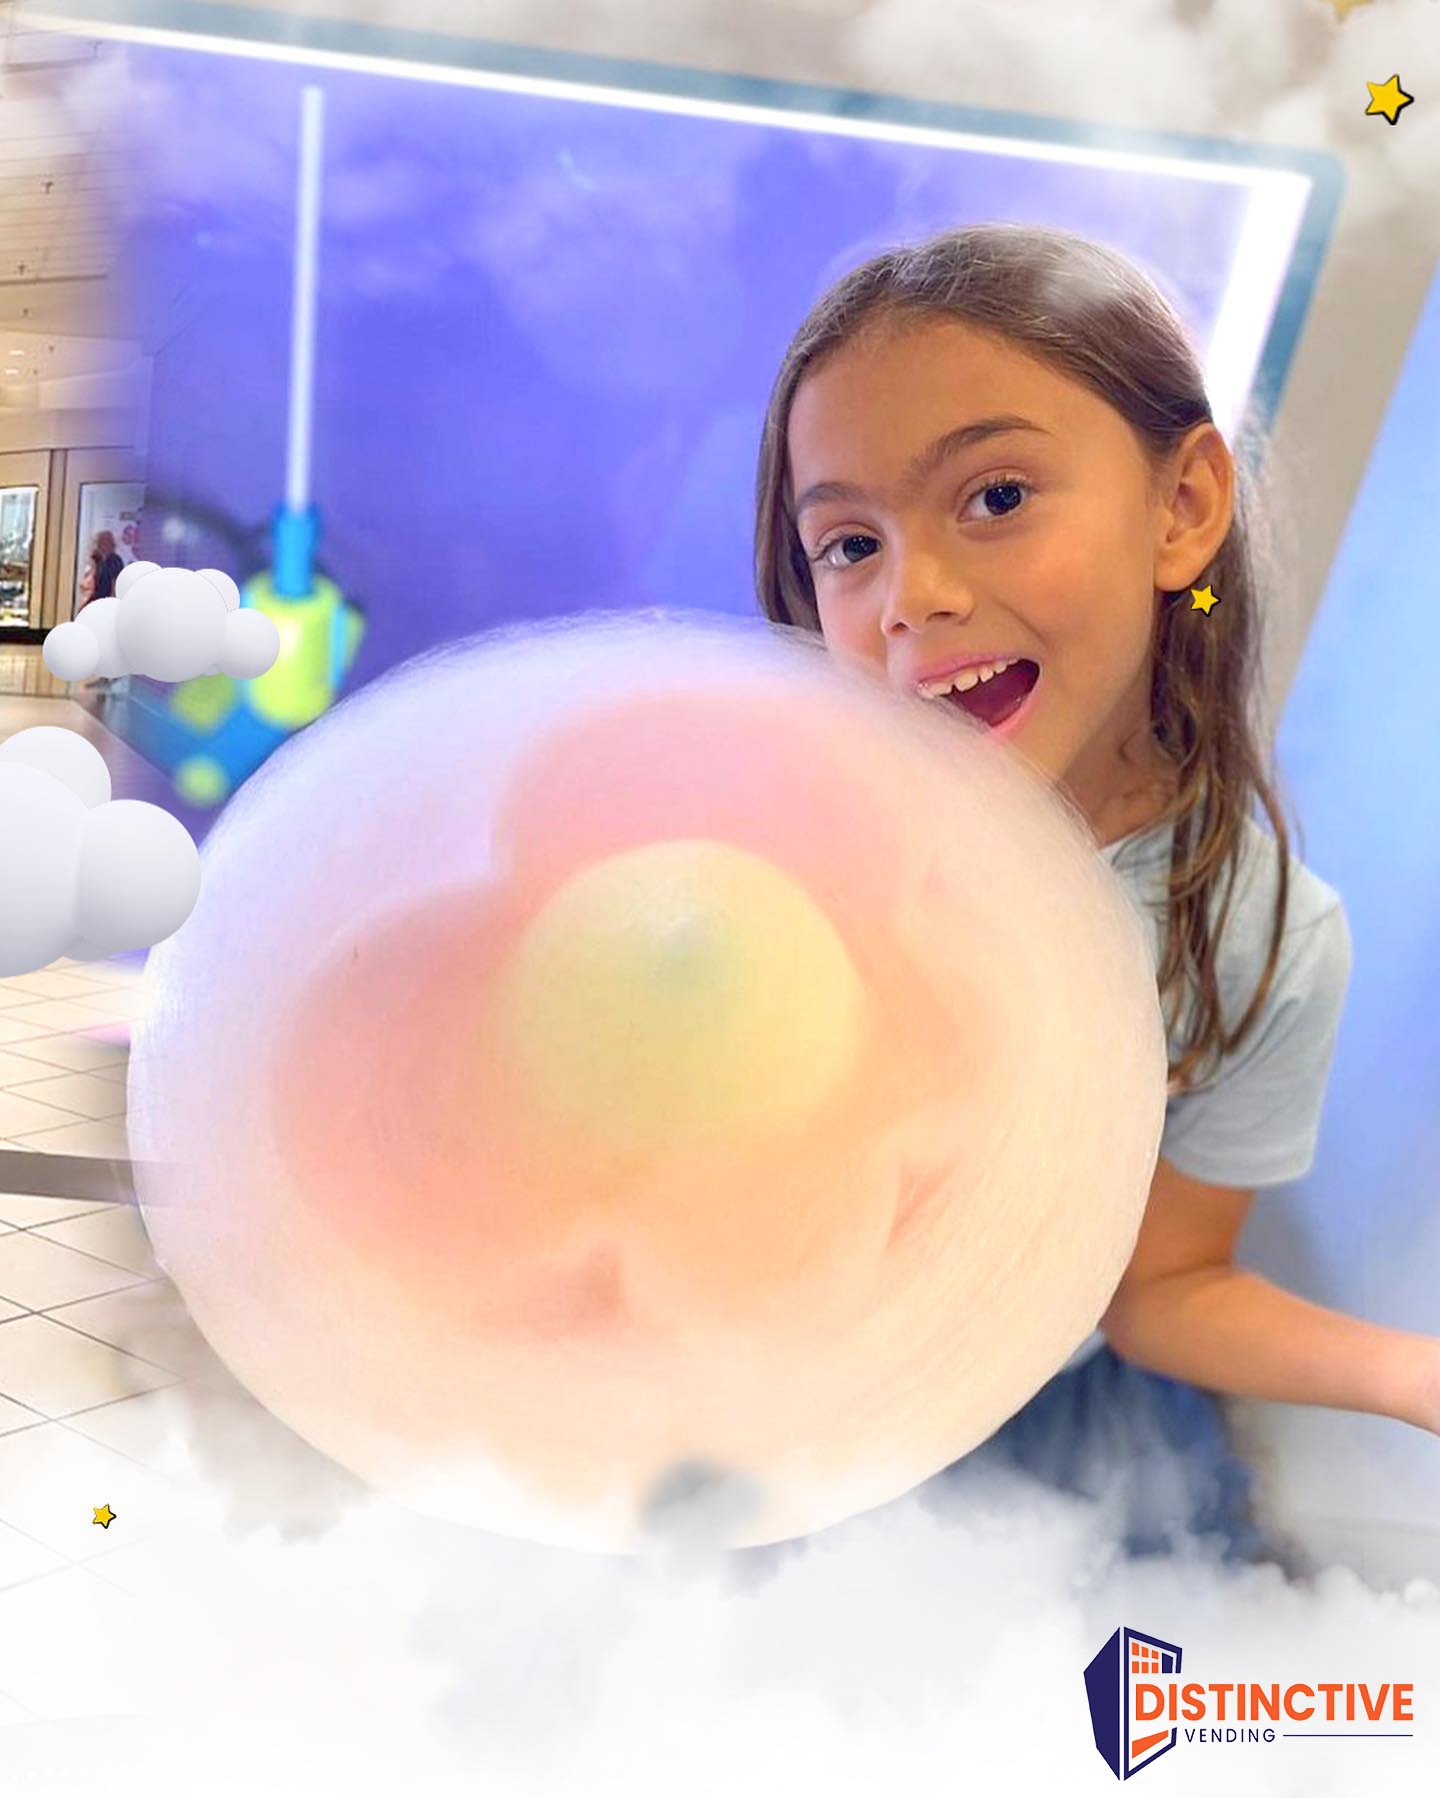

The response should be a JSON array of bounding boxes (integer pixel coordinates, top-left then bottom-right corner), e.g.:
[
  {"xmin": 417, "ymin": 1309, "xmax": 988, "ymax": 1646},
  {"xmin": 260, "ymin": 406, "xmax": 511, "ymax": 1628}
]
[
  {"xmin": 78, "ymin": 989, "xmax": 149, "ymax": 1024},
  {"xmin": 0, "ymin": 675, "xmax": 72, "ymax": 713},
  {"xmin": 6, "ymin": 1072, "xmax": 126, "ymax": 1122},
  {"xmin": 0, "ymin": 1299, "xmax": 22, "ymax": 1325},
  {"xmin": 0, "ymin": 1048, "xmax": 66, "ymax": 1086},
  {"xmin": 73, "ymin": 1536, "xmax": 175, "ymax": 1599},
  {"xmin": 0, "ymin": 1090, "xmax": 86, "ymax": 1139},
  {"xmin": 0, "ymin": 1000, "xmax": 124, "ymax": 1034},
  {"xmin": 0, "ymin": 971, "xmax": 115, "ymax": 1004},
  {"xmin": 0, "ymin": 1313, "xmax": 174, "ymax": 1417},
  {"xmin": 7, "ymin": 1119, "xmax": 131, "ymax": 1158},
  {"xmin": 0, "ymin": 1418, "xmax": 178, "ymax": 1559},
  {"xmin": 0, "ymin": 1234, "xmax": 147, "ymax": 1311},
  {"xmin": 0, "ymin": 976, "xmax": 59, "ymax": 1005},
  {"xmin": 48, "ymin": 1284, "xmax": 237, "ymax": 1389},
  {"xmin": 0, "ymin": 1517, "xmax": 65, "ymax": 1589},
  {"xmin": 0, "ymin": 1195, "xmax": 117, "ymax": 1230},
  {"xmin": 0, "ymin": 1565, "xmax": 141, "ymax": 1717},
  {"xmin": 0, "ymin": 1686, "xmax": 37, "ymax": 1725},
  {"xmin": 77, "ymin": 963, "xmax": 147, "ymax": 988},
  {"xmin": 0, "ymin": 1016, "xmax": 59, "ymax": 1047},
  {"xmin": 0, "ymin": 1391, "xmax": 44, "ymax": 1433},
  {"xmin": 32, "ymin": 1208, "xmax": 159, "ymax": 1278},
  {"xmin": 63, "ymin": 1383, "xmax": 265, "ymax": 1485},
  {"xmin": 0, "ymin": 1037, "xmax": 128, "ymax": 1075}
]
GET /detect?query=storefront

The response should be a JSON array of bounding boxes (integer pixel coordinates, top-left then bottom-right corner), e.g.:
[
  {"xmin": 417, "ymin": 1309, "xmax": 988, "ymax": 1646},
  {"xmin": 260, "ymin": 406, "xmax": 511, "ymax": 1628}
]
[{"xmin": 0, "ymin": 439, "xmax": 144, "ymax": 660}]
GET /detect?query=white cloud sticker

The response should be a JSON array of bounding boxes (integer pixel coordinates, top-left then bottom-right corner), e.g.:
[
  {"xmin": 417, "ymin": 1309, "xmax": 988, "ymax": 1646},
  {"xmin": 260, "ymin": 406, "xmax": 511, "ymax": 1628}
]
[
  {"xmin": 0, "ymin": 726, "xmax": 201, "ymax": 976},
  {"xmin": 43, "ymin": 563, "xmax": 279, "ymax": 685}
]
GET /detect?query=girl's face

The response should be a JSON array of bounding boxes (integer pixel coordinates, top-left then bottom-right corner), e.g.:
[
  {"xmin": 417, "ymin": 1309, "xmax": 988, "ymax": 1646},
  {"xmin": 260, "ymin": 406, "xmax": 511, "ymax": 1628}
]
[{"xmin": 785, "ymin": 317, "xmax": 1228, "ymax": 820}]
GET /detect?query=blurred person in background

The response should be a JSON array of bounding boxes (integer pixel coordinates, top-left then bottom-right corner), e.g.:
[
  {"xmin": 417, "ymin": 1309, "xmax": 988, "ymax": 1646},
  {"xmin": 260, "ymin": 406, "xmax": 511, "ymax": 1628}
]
[{"xmin": 79, "ymin": 529, "xmax": 125, "ymax": 610}]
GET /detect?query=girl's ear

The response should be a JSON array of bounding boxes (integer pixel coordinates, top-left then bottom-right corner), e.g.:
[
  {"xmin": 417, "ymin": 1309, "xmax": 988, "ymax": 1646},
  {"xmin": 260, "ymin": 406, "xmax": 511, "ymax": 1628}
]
[{"xmin": 1151, "ymin": 423, "xmax": 1234, "ymax": 593}]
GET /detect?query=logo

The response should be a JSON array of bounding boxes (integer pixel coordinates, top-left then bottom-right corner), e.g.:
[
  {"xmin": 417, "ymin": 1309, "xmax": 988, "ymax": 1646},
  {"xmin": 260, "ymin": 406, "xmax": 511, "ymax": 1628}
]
[
  {"xmin": 1083, "ymin": 1625, "xmax": 1416, "ymax": 1779},
  {"xmin": 1085, "ymin": 1626, "xmax": 1183, "ymax": 1779}
]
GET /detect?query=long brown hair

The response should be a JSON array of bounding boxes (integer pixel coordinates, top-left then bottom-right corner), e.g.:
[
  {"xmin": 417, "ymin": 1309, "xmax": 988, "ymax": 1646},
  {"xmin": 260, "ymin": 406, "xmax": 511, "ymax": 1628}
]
[{"xmin": 754, "ymin": 223, "xmax": 1296, "ymax": 1095}]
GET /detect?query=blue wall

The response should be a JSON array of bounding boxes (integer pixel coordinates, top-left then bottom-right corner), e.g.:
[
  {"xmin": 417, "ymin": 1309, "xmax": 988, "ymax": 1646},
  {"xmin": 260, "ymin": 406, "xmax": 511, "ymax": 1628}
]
[
  {"xmin": 1244, "ymin": 257, "xmax": 1440, "ymax": 1524},
  {"xmin": 120, "ymin": 45, "xmax": 1288, "ymax": 692}
]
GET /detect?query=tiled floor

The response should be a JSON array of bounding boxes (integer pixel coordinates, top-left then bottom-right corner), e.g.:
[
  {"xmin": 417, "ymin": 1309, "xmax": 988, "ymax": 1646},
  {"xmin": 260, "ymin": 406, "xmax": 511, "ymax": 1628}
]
[
  {"xmin": 0, "ymin": 643, "xmax": 71, "ymax": 703},
  {"xmin": 0, "ymin": 651, "xmax": 165, "ymax": 791},
  {"xmin": 0, "ymin": 961, "xmax": 141, "ymax": 1161},
  {"xmin": 0, "ymin": 664, "xmax": 228, "ymax": 1722},
  {"xmin": 0, "ymin": 677, "xmax": 387, "ymax": 1728},
  {"xmin": 0, "ymin": 1187, "xmax": 249, "ymax": 1721}
]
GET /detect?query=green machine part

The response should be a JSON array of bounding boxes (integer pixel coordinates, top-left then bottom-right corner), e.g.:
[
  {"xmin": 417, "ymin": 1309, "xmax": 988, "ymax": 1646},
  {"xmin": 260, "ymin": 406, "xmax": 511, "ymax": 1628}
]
[{"xmin": 242, "ymin": 568, "xmax": 366, "ymax": 730}]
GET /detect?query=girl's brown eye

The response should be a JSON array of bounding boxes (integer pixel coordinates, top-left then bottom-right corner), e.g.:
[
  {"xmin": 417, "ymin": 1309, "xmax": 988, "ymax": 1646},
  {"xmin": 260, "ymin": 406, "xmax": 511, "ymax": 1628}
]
[
  {"xmin": 961, "ymin": 479, "xmax": 1032, "ymax": 521},
  {"xmin": 811, "ymin": 533, "xmax": 878, "ymax": 570},
  {"xmin": 812, "ymin": 477, "xmax": 1034, "ymax": 569},
  {"xmin": 985, "ymin": 483, "xmax": 1024, "ymax": 515}
]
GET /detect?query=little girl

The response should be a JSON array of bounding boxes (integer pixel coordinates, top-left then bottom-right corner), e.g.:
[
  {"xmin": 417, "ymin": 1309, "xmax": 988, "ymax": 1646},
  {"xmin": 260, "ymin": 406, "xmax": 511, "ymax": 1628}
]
[{"xmin": 749, "ymin": 222, "xmax": 1440, "ymax": 1565}]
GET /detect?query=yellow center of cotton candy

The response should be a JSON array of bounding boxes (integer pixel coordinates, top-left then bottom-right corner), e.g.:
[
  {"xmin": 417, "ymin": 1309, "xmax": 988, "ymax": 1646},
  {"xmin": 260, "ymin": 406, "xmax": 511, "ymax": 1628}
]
[{"xmin": 494, "ymin": 838, "xmax": 865, "ymax": 1154}]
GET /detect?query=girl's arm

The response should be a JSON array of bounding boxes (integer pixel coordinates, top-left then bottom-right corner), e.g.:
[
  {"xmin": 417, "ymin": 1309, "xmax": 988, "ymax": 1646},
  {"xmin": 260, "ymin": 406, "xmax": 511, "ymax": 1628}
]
[{"xmin": 1098, "ymin": 1156, "xmax": 1440, "ymax": 1435}]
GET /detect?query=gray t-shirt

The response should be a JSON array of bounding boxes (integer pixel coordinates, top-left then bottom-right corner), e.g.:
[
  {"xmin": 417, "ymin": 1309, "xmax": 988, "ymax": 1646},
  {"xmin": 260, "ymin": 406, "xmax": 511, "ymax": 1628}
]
[{"xmin": 1060, "ymin": 811, "xmax": 1352, "ymax": 1372}]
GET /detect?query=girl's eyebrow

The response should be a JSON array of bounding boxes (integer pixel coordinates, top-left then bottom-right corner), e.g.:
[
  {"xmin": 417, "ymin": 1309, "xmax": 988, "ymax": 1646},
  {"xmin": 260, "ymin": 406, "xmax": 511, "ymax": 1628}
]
[{"xmin": 794, "ymin": 415, "xmax": 1052, "ymax": 517}]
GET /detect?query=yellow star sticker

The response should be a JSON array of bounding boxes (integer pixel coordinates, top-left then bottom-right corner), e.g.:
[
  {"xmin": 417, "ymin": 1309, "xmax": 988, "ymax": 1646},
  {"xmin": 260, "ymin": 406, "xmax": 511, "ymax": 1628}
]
[
  {"xmin": 1365, "ymin": 76, "xmax": 1414, "ymax": 126},
  {"xmin": 92, "ymin": 1503, "xmax": 117, "ymax": 1529},
  {"xmin": 1189, "ymin": 585, "xmax": 1221, "ymax": 616}
]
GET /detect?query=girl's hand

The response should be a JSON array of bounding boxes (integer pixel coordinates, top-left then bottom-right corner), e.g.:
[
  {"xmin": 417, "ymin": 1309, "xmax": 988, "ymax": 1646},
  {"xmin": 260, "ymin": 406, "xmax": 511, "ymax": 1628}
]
[{"xmin": 1418, "ymin": 1337, "xmax": 1440, "ymax": 1438}]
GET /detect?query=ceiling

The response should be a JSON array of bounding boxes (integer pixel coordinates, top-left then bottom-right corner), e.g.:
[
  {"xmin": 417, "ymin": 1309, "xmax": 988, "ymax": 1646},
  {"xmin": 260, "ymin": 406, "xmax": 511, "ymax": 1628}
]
[{"xmin": 0, "ymin": 4, "xmax": 136, "ymax": 396}]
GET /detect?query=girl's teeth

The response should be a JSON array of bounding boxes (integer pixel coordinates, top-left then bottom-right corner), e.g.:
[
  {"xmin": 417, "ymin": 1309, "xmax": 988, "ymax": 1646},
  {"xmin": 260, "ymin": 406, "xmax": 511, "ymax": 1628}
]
[{"xmin": 919, "ymin": 657, "xmax": 1020, "ymax": 699}]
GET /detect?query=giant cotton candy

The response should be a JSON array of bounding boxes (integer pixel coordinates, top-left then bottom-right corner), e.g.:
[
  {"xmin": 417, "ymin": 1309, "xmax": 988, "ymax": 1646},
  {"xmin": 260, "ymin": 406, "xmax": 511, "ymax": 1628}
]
[{"xmin": 128, "ymin": 611, "xmax": 1166, "ymax": 1552}]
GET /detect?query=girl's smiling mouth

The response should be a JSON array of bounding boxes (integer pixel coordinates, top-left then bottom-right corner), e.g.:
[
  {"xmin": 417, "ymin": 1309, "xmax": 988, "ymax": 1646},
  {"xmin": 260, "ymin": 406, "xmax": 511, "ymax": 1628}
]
[{"xmin": 915, "ymin": 656, "xmax": 1041, "ymax": 735}]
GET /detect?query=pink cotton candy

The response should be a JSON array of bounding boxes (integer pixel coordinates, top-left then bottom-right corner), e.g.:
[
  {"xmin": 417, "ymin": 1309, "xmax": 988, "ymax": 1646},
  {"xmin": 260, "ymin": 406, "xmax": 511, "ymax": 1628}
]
[{"xmin": 128, "ymin": 611, "xmax": 1166, "ymax": 1553}]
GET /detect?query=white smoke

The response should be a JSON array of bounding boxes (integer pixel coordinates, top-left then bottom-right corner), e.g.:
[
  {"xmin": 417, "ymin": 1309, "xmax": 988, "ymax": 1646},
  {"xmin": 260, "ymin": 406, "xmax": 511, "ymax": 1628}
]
[
  {"xmin": 1, "ymin": 1445, "xmax": 1437, "ymax": 1796},
  {"xmin": 45, "ymin": 0, "xmax": 1439, "ymax": 225},
  {"xmin": 34, "ymin": 0, "xmax": 1440, "ymax": 403}
]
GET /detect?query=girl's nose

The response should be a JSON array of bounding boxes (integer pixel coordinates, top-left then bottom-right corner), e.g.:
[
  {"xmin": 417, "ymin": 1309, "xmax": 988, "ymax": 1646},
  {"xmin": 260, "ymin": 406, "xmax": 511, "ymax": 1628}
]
[
  {"xmin": 877, "ymin": 539, "xmax": 977, "ymax": 640},
  {"xmin": 880, "ymin": 556, "xmax": 977, "ymax": 637}
]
